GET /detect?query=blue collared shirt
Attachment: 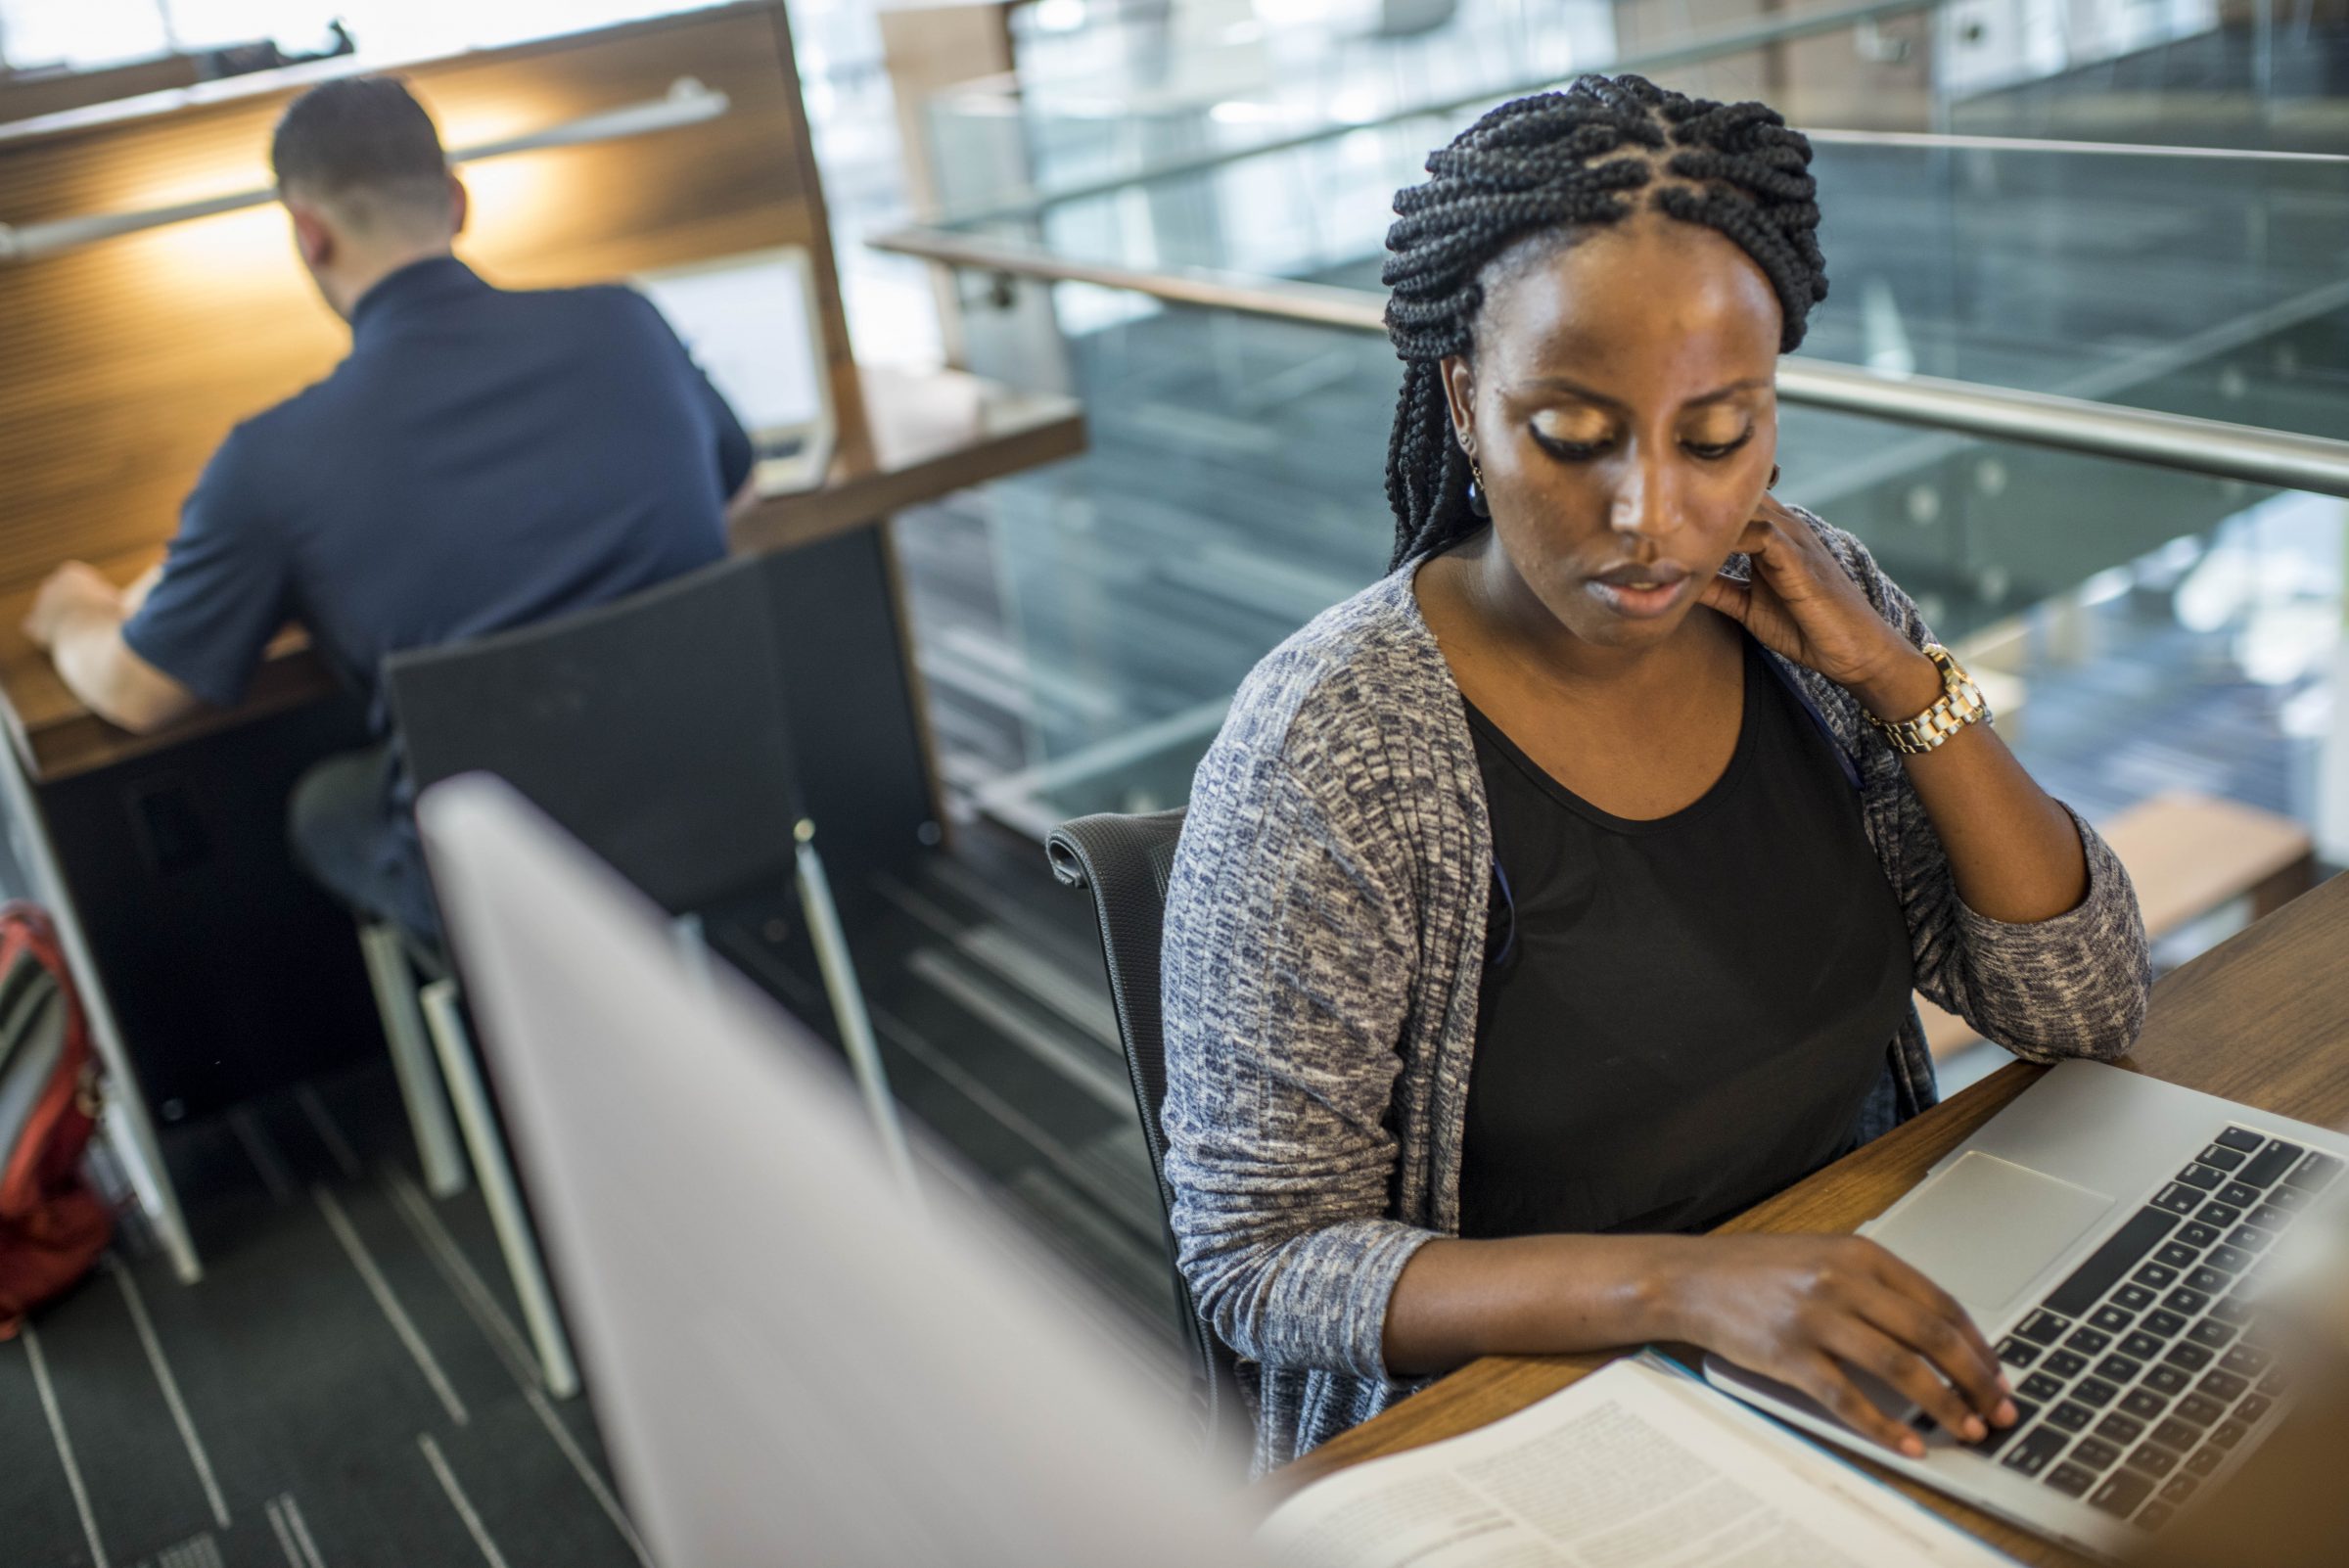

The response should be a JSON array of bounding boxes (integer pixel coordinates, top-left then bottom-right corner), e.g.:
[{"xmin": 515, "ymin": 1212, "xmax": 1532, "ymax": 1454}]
[{"xmin": 125, "ymin": 255, "xmax": 746, "ymax": 724}]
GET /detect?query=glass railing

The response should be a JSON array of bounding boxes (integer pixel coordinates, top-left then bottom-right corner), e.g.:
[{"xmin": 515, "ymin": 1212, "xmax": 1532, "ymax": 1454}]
[
  {"xmin": 879, "ymin": 0, "xmax": 2349, "ymax": 837},
  {"xmin": 924, "ymin": 0, "xmax": 1950, "ymax": 232},
  {"xmin": 892, "ymin": 294, "xmax": 2342, "ymax": 834},
  {"xmin": 913, "ymin": 113, "xmax": 2349, "ymax": 447}
]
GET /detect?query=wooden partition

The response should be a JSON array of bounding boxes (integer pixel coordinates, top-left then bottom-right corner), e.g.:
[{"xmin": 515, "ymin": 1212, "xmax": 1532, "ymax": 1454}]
[
  {"xmin": 0, "ymin": 1, "xmax": 867, "ymax": 620},
  {"xmin": 0, "ymin": 3, "xmax": 919, "ymax": 1264},
  {"xmin": 0, "ymin": 55, "xmax": 205, "ymax": 126}
]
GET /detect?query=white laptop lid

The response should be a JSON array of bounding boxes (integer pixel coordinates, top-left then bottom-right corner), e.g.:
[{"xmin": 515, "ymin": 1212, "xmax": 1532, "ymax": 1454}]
[
  {"xmin": 418, "ymin": 776, "xmax": 1254, "ymax": 1568},
  {"xmin": 633, "ymin": 247, "xmax": 836, "ymax": 493}
]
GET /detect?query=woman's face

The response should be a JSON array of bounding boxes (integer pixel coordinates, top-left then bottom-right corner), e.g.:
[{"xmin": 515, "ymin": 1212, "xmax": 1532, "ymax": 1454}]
[{"xmin": 1442, "ymin": 208, "xmax": 1782, "ymax": 651}]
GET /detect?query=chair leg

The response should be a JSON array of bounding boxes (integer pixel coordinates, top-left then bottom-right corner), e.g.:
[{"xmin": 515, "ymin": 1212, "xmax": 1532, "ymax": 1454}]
[
  {"xmin": 357, "ymin": 921, "xmax": 467, "ymax": 1198},
  {"xmin": 793, "ymin": 833, "xmax": 917, "ymax": 1195},
  {"xmin": 418, "ymin": 978, "xmax": 582, "ymax": 1401}
]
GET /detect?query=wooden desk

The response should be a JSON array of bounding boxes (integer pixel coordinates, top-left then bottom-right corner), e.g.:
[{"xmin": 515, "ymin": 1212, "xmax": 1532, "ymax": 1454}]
[
  {"xmin": 0, "ymin": 365, "xmax": 1081, "ymax": 785},
  {"xmin": 732, "ymin": 364, "xmax": 1083, "ymax": 557},
  {"xmin": 1278, "ymin": 870, "xmax": 2349, "ymax": 1567}
]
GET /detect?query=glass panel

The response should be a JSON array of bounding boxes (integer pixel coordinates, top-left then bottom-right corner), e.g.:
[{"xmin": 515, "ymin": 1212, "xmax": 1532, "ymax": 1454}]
[
  {"xmin": 931, "ymin": 131, "xmax": 2349, "ymax": 440},
  {"xmin": 898, "ymin": 0, "xmax": 2349, "ymax": 848},
  {"xmin": 924, "ymin": 0, "xmax": 1945, "ymax": 222},
  {"xmin": 895, "ymin": 300, "xmax": 2346, "ymax": 838},
  {"xmin": 908, "ymin": 300, "xmax": 1397, "ymax": 834},
  {"xmin": 921, "ymin": 0, "xmax": 2340, "ymax": 224},
  {"xmin": 982, "ymin": 0, "xmax": 1626, "ymax": 207},
  {"xmin": 1797, "ymin": 140, "xmax": 2349, "ymax": 442},
  {"xmin": 1940, "ymin": 0, "xmax": 2340, "ymax": 152}
]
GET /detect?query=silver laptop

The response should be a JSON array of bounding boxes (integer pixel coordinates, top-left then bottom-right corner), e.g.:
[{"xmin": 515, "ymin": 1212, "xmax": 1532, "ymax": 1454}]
[
  {"xmin": 417, "ymin": 776, "xmax": 1256, "ymax": 1568},
  {"xmin": 633, "ymin": 247, "xmax": 837, "ymax": 494},
  {"xmin": 1708, "ymin": 1057, "xmax": 2349, "ymax": 1558}
]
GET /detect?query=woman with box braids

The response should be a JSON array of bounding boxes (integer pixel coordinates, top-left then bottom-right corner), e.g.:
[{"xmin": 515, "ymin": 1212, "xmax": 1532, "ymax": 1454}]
[
  {"xmin": 1382, "ymin": 74, "xmax": 1828, "ymax": 569},
  {"xmin": 1159, "ymin": 69, "xmax": 2148, "ymax": 1477}
]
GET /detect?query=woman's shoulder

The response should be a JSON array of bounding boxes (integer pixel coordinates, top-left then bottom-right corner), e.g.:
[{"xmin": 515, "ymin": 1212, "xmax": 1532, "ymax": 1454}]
[
  {"xmin": 1209, "ymin": 568, "xmax": 1460, "ymax": 780},
  {"xmin": 1183, "ymin": 565, "xmax": 1475, "ymax": 845}
]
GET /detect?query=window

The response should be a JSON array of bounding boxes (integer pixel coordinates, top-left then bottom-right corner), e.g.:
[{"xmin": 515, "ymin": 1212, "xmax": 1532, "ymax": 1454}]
[{"xmin": 0, "ymin": 0, "xmax": 171, "ymax": 71}]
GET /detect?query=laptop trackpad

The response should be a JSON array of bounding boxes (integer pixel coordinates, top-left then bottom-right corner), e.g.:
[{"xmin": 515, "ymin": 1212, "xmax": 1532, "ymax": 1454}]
[{"xmin": 1868, "ymin": 1151, "xmax": 2116, "ymax": 1319}]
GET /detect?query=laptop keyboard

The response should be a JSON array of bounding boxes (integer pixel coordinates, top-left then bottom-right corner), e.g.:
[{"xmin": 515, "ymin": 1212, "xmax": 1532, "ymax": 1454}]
[{"xmin": 1951, "ymin": 1127, "xmax": 2339, "ymax": 1532}]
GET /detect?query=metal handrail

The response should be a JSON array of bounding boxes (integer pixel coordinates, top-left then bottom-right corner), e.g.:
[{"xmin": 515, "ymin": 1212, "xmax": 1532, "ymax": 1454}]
[
  {"xmin": 869, "ymin": 224, "xmax": 2349, "ymax": 499},
  {"xmin": 1804, "ymin": 129, "xmax": 2349, "ymax": 164}
]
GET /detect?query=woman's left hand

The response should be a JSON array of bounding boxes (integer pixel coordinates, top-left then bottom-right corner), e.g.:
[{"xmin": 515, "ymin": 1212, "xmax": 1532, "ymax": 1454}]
[{"xmin": 1696, "ymin": 495, "xmax": 1935, "ymax": 715}]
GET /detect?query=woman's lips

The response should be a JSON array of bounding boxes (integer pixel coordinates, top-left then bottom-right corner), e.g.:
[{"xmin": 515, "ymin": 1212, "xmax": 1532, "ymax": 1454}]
[{"xmin": 1586, "ymin": 570, "xmax": 1691, "ymax": 620}]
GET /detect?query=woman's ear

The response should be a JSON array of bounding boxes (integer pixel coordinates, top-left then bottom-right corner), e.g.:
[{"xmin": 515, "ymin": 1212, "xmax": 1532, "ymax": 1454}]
[{"xmin": 1440, "ymin": 353, "xmax": 1477, "ymax": 460}]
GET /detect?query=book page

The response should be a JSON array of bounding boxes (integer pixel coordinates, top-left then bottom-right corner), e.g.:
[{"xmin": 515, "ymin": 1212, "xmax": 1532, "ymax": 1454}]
[{"xmin": 1259, "ymin": 1357, "xmax": 2015, "ymax": 1568}]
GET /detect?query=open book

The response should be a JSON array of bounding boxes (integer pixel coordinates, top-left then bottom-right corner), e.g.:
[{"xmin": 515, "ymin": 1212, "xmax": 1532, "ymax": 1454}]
[{"xmin": 1260, "ymin": 1354, "xmax": 2018, "ymax": 1568}]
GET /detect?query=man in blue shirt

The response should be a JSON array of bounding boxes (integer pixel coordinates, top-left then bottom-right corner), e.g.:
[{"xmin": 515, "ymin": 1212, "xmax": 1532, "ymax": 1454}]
[{"xmin": 23, "ymin": 75, "xmax": 750, "ymax": 944}]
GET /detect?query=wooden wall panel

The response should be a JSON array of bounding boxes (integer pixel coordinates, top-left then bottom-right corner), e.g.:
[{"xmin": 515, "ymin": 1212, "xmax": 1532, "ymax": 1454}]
[
  {"xmin": 0, "ymin": 56, "xmax": 202, "ymax": 127},
  {"xmin": 0, "ymin": 2, "xmax": 860, "ymax": 608}
]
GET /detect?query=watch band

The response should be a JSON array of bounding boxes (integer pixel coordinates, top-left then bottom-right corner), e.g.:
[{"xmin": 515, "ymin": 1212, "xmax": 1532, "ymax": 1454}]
[{"xmin": 1865, "ymin": 644, "xmax": 1992, "ymax": 756}]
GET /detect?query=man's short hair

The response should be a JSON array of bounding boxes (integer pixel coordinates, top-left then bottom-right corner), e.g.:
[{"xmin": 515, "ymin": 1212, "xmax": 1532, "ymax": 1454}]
[{"xmin": 271, "ymin": 76, "xmax": 450, "ymax": 232}]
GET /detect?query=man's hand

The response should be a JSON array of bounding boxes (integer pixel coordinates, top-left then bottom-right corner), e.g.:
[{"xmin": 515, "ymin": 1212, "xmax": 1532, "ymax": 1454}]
[
  {"xmin": 24, "ymin": 562, "xmax": 123, "ymax": 650},
  {"xmin": 22, "ymin": 560, "xmax": 199, "ymax": 733}
]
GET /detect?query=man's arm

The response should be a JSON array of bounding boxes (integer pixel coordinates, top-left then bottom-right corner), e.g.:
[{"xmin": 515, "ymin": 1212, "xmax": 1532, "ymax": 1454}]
[{"xmin": 24, "ymin": 563, "xmax": 202, "ymax": 733}]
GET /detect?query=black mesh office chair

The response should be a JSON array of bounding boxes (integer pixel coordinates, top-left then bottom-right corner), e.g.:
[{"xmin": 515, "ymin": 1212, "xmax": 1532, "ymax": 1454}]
[
  {"xmin": 373, "ymin": 552, "xmax": 912, "ymax": 1396},
  {"xmin": 1045, "ymin": 807, "xmax": 1249, "ymax": 1452}
]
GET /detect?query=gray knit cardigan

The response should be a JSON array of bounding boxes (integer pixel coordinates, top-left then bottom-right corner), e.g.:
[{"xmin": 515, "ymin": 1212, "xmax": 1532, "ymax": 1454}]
[{"xmin": 1159, "ymin": 510, "xmax": 2152, "ymax": 1474}]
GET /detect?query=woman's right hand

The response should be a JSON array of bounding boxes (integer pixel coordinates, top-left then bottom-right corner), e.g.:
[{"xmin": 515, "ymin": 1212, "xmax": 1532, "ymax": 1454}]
[{"xmin": 1660, "ymin": 1232, "xmax": 2018, "ymax": 1458}]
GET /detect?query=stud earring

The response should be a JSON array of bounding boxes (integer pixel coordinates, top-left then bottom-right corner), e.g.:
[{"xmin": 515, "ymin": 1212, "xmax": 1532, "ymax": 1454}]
[{"xmin": 1467, "ymin": 457, "xmax": 1492, "ymax": 518}]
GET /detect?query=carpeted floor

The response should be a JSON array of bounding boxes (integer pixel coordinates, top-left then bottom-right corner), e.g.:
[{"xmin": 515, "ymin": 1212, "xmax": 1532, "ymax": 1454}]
[{"xmin": 5, "ymin": 1068, "xmax": 647, "ymax": 1568}]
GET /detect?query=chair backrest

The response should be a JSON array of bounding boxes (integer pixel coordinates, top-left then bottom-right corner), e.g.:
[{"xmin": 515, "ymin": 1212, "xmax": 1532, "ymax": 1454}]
[
  {"xmin": 385, "ymin": 555, "xmax": 805, "ymax": 916},
  {"xmin": 1045, "ymin": 807, "xmax": 1247, "ymax": 1451}
]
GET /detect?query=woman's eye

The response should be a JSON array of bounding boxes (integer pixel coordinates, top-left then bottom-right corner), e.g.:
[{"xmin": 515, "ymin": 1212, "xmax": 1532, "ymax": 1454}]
[
  {"xmin": 1684, "ymin": 430, "xmax": 1754, "ymax": 461},
  {"xmin": 1532, "ymin": 432, "xmax": 1609, "ymax": 462},
  {"xmin": 1529, "ymin": 415, "xmax": 1613, "ymax": 462}
]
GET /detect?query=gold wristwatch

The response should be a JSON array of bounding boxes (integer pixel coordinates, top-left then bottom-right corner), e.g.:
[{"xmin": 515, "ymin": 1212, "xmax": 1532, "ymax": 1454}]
[{"xmin": 1865, "ymin": 644, "xmax": 1992, "ymax": 756}]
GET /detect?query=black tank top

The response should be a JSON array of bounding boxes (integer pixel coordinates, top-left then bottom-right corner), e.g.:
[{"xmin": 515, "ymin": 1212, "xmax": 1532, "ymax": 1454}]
[{"xmin": 1456, "ymin": 631, "xmax": 1913, "ymax": 1240}]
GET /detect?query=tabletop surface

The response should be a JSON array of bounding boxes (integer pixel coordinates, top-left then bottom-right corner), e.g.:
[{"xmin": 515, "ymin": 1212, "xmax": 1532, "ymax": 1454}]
[
  {"xmin": 1273, "ymin": 869, "xmax": 2349, "ymax": 1567},
  {"xmin": 0, "ymin": 364, "xmax": 1082, "ymax": 783}
]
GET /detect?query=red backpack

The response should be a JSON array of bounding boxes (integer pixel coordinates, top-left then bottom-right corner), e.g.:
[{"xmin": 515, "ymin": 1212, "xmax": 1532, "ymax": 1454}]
[{"xmin": 0, "ymin": 902, "xmax": 112, "ymax": 1338}]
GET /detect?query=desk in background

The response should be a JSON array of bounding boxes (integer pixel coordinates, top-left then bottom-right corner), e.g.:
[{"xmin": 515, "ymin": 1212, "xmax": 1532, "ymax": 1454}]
[
  {"xmin": 0, "ymin": 358, "xmax": 1081, "ymax": 1286},
  {"xmin": 0, "ymin": 364, "xmax": 1080, "ymax": 789},
  {"xmin": 1275, "ymin": 870, "xmax": 2349, "ymax": 1568}
]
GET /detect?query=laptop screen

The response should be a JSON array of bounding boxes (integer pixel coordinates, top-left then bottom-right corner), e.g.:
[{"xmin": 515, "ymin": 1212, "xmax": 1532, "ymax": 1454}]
[{"xmin": 634, "ymin": 247, "xmax": 827, "ymax": 446}]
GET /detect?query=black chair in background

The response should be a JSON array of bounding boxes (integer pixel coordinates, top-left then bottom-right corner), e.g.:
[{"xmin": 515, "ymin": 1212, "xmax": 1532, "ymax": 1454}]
[
  {"xmin": 1046, "ymin": 807, "xmax": 1248, "ymax": 1453},
  {"xmin": 371, "ymin": 552, "xmax": 913, "ymax": 1396}
]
